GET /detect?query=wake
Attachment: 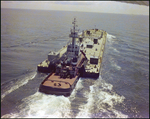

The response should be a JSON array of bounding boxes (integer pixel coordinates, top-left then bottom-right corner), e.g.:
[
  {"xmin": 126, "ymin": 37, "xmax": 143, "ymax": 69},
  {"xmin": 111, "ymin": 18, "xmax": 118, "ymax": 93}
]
[
  {"xmin": 76, "ymin": 76, "xmax": 128, "ymax": 118},
  {"xmin": 1, "ymin": 78, "xmax": 83, "ymax": 118},
  {"xmin": 2, "ymin": 75, "xmax": 128, "ymax": 118},
  {"xmin": 1, "ymin": 71, "xmax": 37, "ymax": 102}
]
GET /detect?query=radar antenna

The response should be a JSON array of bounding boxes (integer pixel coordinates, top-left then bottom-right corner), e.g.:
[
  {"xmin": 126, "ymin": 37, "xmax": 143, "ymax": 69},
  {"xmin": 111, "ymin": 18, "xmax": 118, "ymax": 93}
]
[{"xmin": 69, "ymin": 18, "xmax": 79, "ymax": 53}]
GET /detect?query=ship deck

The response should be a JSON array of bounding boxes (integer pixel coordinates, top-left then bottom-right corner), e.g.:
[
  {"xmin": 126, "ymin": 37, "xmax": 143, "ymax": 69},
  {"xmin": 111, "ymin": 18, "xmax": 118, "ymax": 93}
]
[
  {"xmin": 38, "ymin": 59, "xmax": 50, "ymax": 67},
  {"xmin": 37, "ymin": 45, "xmax": 67, "ymax": 68},
  {"xmin": 81, "ymin": 29, "xmax": 107, "ymax": 74},
  {"xmin": 42, "ymin": 73, "xmax": 78, "ymax": 89}
]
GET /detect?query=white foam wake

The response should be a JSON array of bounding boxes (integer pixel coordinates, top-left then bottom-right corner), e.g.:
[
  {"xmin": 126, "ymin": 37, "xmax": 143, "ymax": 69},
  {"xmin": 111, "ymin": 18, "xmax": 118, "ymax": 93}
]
[
  {"xmin": 2, "ymin": 78, "xmax": 84, "ymax": 118},
  {"xmin": 2, "ymin": 92, "xmax": 72, "ymax": 118},
  {"xmin": 1, "ymin": 72, "xmax": 37, "ymax": 102},
  {"xmin": 69, "ymin": 78, "xmax": 84, "ymax": 101},
  {"xmin": 107, "ymin": 33, "xmax": 116, "ymax": 39},
  {"xmin": 106, "ymin": 33, "xmax": 121, "ymax": 70},
  {"xmin": 76, "ymin": 76, "xmax": 128, "ymax": 118},
  {"xmin": 109, "ymin": 47, "xmax": 120, "ymax": 53},
  {"xmin": 106, "ymin": 33, "xmax": 117, "ymax": 45},
  {"xmin": 110, "ymin": 58, "xmax": 121, "ymax": 70}
]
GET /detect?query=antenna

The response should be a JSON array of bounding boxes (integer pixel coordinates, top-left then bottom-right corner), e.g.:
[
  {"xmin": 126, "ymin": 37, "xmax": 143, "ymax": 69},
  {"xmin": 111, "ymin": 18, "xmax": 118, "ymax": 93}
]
[{"xmin": 69, "ymin": 18, "xmax": 79, "ymax": 56}]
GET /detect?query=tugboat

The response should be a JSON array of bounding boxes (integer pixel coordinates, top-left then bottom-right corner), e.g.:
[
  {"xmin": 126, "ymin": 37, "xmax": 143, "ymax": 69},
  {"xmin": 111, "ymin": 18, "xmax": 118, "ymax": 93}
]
[
  {"xmin": 38, "ymin": 18, "xmax": 107, "ymax": 96},
  {"xmin": 39, "ymin": 18, "xmax": 87, "ymax": 96}
]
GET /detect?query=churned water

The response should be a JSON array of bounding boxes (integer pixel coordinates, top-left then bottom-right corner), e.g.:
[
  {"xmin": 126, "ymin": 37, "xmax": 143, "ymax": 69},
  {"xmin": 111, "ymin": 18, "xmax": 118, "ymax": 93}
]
[{"xmin": 1, "ymin": 8, "xmax": 149, "ymax": 118}]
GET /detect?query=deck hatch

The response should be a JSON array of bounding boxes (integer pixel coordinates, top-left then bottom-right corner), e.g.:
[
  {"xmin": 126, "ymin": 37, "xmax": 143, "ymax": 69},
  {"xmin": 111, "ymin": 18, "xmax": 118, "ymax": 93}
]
[{"xmin": 90, "ymin": 56, "xmax": 98, "ymax": 64}]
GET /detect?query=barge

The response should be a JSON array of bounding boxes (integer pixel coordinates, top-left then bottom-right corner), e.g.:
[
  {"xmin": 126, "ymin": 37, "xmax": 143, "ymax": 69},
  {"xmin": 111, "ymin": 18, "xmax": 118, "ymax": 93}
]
[{"xmin": 38, "ymin": 18, "xmax": 107, "ymax": 96}]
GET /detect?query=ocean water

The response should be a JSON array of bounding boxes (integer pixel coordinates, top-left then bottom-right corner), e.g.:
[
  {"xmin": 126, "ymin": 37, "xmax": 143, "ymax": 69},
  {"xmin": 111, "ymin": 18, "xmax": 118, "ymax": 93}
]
[{"xmin": 1, "ymin": 8, "xmax": 149, "ymax": 118}]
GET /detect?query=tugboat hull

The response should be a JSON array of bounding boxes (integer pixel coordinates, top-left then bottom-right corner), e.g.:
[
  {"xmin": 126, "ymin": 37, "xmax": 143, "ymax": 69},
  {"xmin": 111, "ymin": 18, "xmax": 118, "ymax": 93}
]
[
  {"xmin": 39, "ymin": 72, "xmax": 80, "ymax": 96},
  {"xmin": 39, "ymin": 85, "xmax": 72, "ymax": 96}
]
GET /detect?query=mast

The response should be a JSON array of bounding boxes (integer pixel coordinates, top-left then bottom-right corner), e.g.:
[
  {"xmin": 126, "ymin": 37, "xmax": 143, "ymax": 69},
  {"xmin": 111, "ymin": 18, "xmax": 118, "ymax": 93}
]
[{"xmin": 69, "ymin": 18, "xmax": 79, "ymax": 53}]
